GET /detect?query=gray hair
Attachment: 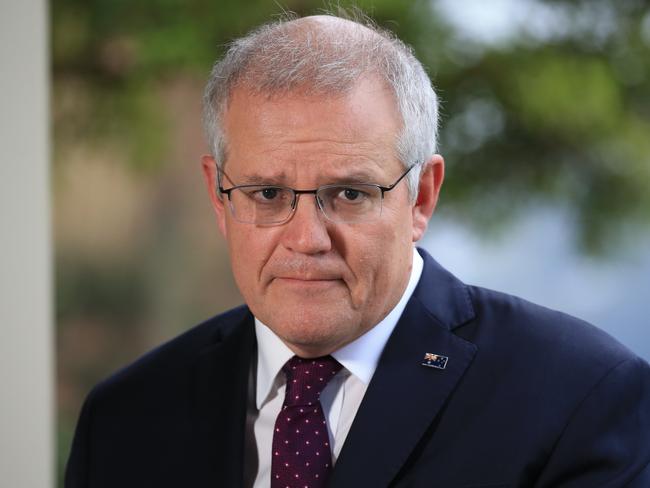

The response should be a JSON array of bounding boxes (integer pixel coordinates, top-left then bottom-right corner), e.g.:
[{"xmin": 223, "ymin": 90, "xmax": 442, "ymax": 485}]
[{"xmin": 202, "ymin": 13, "xmax": 439, "ymax": 200}]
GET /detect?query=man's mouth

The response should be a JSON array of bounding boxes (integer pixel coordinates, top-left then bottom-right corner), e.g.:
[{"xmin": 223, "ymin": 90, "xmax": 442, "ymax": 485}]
[
  {"xmin": 275, "ymin": 275, "xmax": 339, "ymax": 282},
  {"xmin": 273, "ymin": 275, "xmax": 343, "ymax": 287}
]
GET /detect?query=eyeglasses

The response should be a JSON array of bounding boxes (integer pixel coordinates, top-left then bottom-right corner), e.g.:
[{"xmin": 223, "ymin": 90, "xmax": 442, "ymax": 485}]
[{"xmin": 217, "ymin": 165, "xmax": 415, "ymax": 225}]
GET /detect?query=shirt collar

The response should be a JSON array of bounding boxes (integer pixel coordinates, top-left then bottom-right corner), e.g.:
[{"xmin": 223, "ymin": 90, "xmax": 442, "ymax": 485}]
[
  {"xmin": 254, "ymin": 248, "xmax": 424, "ymax": 410},
  {"xmin": 254, "ymin": 320, "xmax": 295, "ymax": 410}
]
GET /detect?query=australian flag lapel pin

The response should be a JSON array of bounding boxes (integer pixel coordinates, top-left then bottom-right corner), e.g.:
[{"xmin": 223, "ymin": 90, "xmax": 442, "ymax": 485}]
[{"xmin": 422, "ymin": 352, "xmax": 448, "ymax": 370}]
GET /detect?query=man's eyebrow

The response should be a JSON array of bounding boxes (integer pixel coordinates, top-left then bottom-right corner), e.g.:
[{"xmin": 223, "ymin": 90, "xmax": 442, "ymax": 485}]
[
  {"xmin": 233, "ymin": 169, "xmax": 385, "ymax": 186},
  {"xmin": 325, "ymin": 171, "xmax": 382, "ymax": 184},
  {"xmin": 234, "ymin": 173, "xmax": 289, "ymax": 185}
]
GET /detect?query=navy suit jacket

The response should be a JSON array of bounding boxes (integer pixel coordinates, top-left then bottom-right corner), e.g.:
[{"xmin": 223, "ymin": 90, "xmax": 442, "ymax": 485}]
[{"xmin": 66, "ymin": 249, "xmax": 650, "ymax": 487}]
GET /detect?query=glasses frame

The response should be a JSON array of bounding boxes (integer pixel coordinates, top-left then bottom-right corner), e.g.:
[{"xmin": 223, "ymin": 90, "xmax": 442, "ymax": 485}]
[{"xmin": 217, "ymin": 164, "xmax": 415, "ymax": 225}]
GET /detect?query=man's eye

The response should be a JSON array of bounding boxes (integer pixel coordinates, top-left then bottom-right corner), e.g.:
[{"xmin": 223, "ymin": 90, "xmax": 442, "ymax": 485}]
[
  {"xmin": 247, "ymin": 187, "xmax": 283, "ymax": 202},
  {"xmin": 344, "ymin": 188, "xmax": 360, "ymax": 200},
  {"xmin": 260, "ymin": 187, "xmax": 279, "ymax": 200},
  {"xmin": 338, "ymin": 187, "xmax": 369, "ymax": 202}
]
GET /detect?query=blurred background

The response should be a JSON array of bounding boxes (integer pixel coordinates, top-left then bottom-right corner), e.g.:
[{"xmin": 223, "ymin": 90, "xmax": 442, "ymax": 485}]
[{"xmin": 53, "ymin": 0, "xmax": 650, "ymax": 485}]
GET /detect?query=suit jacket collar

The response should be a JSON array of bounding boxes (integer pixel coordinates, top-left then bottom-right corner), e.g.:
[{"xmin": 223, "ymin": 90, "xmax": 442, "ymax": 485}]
[
  {"xmin": 328, "ymin": 248, "xmax": 478, "ymax": 487},
  {"xmin": 412, "ymin": 247, "xmax": 476, "ymax": 330}
]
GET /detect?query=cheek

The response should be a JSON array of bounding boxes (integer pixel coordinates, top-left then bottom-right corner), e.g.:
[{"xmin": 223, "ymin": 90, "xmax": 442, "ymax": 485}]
[
  {"xmin": 225, "ymin": 225, "xmax": 271, "ymax": 290},
  {"xmin": 345, "ymin": 223, "xmax": 403, "ymax": 301},
  {"xmin": 366, "ymin": 211, "xmax": 413, "ymax": 281}
]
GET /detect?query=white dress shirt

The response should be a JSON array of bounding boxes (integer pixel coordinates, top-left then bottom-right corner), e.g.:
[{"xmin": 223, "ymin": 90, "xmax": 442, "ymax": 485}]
[{"xmin": 245, "ymin": 248, "xmax": 424, "ymax": 488}]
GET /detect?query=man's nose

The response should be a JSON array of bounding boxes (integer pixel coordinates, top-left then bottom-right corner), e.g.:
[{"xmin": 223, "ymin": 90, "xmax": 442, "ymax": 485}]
[{"xmin": 280, "ymin": 194, "xmax": 332, "ymax": 254}]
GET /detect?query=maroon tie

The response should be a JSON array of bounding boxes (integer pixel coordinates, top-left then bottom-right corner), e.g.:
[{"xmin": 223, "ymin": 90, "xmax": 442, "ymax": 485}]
[{"xmin": 271, "ymin": 355, "xmax": 342, "ymax": 488}]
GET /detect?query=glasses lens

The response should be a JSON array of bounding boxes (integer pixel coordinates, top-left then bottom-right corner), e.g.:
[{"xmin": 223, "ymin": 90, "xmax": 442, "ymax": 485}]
[
  {"xmin": 317, "ymin": 185, "xmax": 383, "ymax": 223},
  {"xmin": 229, "ymin": 186, "xmax": 294, "ymax": 224}
]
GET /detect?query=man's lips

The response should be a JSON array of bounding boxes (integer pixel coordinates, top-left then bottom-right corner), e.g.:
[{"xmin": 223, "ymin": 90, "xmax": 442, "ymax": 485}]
[
  {"xmin": 274, "ymin": 276, "xmax": 341, "ymax": 283},
  {"xmin": 271, "ymin": 274, "xmax": 344, "ymax": 288},
  {"xmin": 264, "ymin": 260, "xmax": 347, "ymax": 286}
]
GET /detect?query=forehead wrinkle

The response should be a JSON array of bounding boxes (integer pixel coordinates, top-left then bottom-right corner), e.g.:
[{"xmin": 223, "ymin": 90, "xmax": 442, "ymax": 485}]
[
  {"xmin": 261, "ymin": 137, "xmax": 396, "ymax": 163},
  {"xmin": 258, "ymin": 117, "xmax": 387, "ymax": 143},
  {"xmin": 269, "ymin": 149, "xmax": 392, "ymax": 177},
  {"xmin": 235, "ymin": 172, "xmax": 291, "ymax": 185}
]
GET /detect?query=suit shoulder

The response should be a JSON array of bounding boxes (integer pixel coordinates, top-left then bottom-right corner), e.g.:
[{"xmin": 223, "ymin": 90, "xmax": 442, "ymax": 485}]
[
  {"xmin": 464, "ymin": 284, "xmax": 640, "ymax": 375},
  {"xmin": 88, "ymin": 305, "xmax": 252, "ymax": 401},
  {"xmin": 415, "ymin": 249, "xmax": 641, "ymax": 374}
]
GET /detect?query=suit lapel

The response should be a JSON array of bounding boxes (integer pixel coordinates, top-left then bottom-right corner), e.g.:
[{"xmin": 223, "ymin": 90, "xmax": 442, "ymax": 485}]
[
  {"xmin": 329, "ymin": 250, "xmax": 478, "ymax": 487},
  {"xmin": 190, "ymin": 309, "xmax": 256, "ymax": 486}
]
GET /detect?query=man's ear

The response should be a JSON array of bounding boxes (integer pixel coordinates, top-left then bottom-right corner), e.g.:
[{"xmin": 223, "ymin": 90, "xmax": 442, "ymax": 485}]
[
  {"xmin": 412, "ymin": 154, "xmax": 444, "ymax": 242},
  {"xmin": 201, "ymin": 155, "xmax": 228, "ymax": 238}
]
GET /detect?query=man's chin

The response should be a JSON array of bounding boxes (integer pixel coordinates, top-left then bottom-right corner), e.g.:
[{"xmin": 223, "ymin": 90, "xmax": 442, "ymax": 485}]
[{"xmin": 262, "ymin": 307, "xmax": 360, "ymax": 356}]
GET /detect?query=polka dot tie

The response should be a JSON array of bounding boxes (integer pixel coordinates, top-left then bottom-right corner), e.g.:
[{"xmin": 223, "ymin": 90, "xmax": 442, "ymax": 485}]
[{"xmin": 271, "ymin": 355, "xmax": 342, "ymax": 488}]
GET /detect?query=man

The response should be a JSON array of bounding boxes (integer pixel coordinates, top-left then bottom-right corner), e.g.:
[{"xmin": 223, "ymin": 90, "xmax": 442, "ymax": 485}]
[{"xmin": 66, "ymin": 13, "xmax": 650, "ymax": 488}]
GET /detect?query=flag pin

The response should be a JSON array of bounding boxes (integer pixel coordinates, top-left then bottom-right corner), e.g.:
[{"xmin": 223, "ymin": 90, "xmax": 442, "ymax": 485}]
[{"xmin": 422, "ymin": 352, "xmax": 448, "ymax": 370}]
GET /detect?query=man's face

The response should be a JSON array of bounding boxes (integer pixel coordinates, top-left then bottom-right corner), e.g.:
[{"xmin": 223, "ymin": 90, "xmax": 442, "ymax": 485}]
[{"xmin": 203, "ymin": 77, "xmax": 443, "ymax": 357}]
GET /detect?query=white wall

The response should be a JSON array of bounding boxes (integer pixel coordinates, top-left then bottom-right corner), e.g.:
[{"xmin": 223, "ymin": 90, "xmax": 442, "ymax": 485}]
[{"xmin": 0, "ymin": 1, "xmax": 53, "ymax": 487}]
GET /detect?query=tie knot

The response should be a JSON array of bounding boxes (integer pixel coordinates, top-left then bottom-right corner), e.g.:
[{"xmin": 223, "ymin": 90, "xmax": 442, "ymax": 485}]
[{"xmin": 282, "ymin": 355, "xmax": 342, "ymax": 407}]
